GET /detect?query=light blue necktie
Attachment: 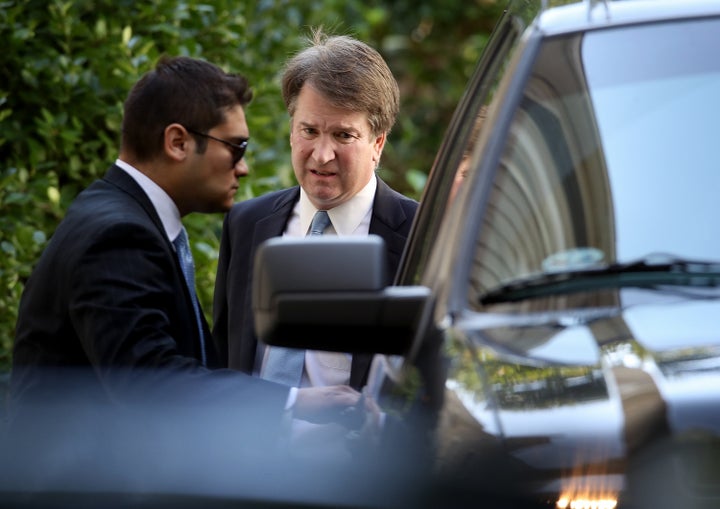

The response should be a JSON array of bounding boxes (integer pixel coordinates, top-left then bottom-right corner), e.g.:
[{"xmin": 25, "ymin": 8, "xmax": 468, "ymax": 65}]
[
  {"xmin": 308, "ymin": 210, "xmax": 331, "ymax": 236},
  {"xmin": 261, "ymin": 210, "xmax": 332, "ymax": 386},
  {"xmin": 173, "ymin": 226, "xmax": 207, "ymax": 366}
]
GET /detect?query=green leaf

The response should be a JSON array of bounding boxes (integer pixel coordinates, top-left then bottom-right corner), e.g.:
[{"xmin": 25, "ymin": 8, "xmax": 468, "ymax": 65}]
[
  {"xmin": 0, "ymin": 0, "xmax": 503, "ymax": 374},
  {"xmin": 0, "ymin": 242, "xmax": 15, "ymax": 256},
  {"xmin": 32, "ymin": 230, "xmax": 47, "ymax": 245}
]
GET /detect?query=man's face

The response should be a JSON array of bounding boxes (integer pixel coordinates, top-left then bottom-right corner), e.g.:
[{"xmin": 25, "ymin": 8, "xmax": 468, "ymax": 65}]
[
  {"xmin": 290, "ymin": 84, "xmax": 386, "ymax": 210},
  {"xmin": 186, "ymin": 105, "xmax": 249, "ymax": 213}
]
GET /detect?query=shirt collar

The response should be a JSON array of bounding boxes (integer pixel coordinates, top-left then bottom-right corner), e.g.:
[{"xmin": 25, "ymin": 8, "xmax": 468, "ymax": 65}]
[
  {"xmin": 115, "ymin": 159, "xmax": 183, "ymax": 242},
  {"xmin": 298, "ymin": 175, "xmax": 377, "ymax": 236}
]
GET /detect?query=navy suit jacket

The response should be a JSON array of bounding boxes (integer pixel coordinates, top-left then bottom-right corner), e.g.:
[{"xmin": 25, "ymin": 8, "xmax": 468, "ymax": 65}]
[
  {"xmin": 213, "ymin": 177, "xmax": 419, "ymax": 389},
  {"xmin": 11, "ymin": 165, "xmax": 287, "ymax": 414}
]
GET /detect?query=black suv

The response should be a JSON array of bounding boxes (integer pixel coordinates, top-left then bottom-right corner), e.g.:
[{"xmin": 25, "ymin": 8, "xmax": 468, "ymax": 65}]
[{"xmin": 254, "ymin": 1, "xmax": 720, "ymax": 507}]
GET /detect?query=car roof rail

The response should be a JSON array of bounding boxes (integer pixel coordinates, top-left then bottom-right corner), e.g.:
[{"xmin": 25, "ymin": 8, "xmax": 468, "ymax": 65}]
[
  {"xmin": 587, "ymin": 0, "xmax": 610, "ymax": 22},
  {"xmin": 540, "ymin": 0, "xmax": 610, "ymax": 21}
]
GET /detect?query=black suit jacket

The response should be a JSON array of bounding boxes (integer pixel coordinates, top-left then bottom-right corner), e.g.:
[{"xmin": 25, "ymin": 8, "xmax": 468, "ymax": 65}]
[
  {"xmin": 213, "ymin": 177, "xmax": 419, "ymax": 389},
  {"xmin": 11, "ymin": 165, "xmax": 287, "ymax": 414}
]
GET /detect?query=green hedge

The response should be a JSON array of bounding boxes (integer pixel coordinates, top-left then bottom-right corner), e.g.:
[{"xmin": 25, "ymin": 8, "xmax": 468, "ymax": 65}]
[{"xmin": 0, "ymin": 0, "xmax": 503, "ymax": 372}]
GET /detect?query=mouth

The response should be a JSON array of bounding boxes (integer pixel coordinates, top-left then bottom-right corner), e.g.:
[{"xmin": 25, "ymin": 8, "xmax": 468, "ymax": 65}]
[{"xmin": 310, "ymin": 169, "xmax": 336, "ymax": 178}]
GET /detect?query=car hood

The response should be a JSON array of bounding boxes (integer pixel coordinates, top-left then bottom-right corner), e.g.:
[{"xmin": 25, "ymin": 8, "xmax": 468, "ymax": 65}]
[
  {"xmin": 466, "ymin": 291, "xmax": 720, "ymax": 435},
  {"xmin": 617, "ymin": 295, "xmax": 720, "ymax": 437},
  {"xmin": 436, "ymin": 291, "xmax": 720, "ymax": 503}
]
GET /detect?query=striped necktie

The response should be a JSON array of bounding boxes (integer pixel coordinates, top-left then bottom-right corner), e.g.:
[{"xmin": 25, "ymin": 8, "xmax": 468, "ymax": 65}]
[{"xmin": 173, "ymin": 227, "xmax": 207, "ymax": 366}]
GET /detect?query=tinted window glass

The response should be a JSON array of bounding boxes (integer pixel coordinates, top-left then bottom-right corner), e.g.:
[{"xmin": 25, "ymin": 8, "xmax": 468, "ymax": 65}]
[
  {"xmin": 586, "ymin": 20, "xmax": 719, "ymax": 261},
  {"xmin": 469, "ymin": 17, "xmax": 720, "ymax": 308},
  {"xmin": 397, "ymin": 4, "xmax": 537, "ymax": 286}
]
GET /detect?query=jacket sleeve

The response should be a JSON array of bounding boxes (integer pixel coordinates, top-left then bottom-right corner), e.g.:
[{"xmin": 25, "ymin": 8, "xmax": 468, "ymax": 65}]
[{"xmin": 68, "ymin": 220, "xmax": 288, "ymax": 413}]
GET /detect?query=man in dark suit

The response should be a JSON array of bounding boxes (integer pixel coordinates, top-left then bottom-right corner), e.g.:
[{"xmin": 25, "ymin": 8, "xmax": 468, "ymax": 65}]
[
  {"xmin": 10, "ymin": 56, "xmax": 359, "ymax": 428},
  {"xmin": 213, "ymin": 30, "xmax": 419, "ymax": 395}
]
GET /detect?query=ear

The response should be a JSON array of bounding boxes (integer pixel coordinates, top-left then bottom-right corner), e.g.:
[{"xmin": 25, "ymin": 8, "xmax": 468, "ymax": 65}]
[
  {"xmin": 371, "ymin": 131, "xmax": 387, "ymax": 165},
  {"xmin": 164, "ymin": 123, "xmax": 192, "ymax": 162}
]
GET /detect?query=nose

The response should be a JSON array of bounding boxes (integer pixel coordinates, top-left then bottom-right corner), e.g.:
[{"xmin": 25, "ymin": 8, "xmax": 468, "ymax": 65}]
[
  {"xmin": 234, "ymin": 158, "xmax": 248, "ymax": 177},
  {"xmin": 311, "ymin": 136, "xmax": 336, "ymax": 166}
]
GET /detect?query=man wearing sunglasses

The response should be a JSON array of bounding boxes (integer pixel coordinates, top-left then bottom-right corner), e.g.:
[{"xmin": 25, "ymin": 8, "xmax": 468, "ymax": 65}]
[{"xmin": 10, "ymin": 56, "xmax": 359, "ymax": 435}]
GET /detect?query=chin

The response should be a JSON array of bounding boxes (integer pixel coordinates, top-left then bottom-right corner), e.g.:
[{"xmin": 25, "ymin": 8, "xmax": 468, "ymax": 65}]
[
  {"xmin": 309, "ymin": 189, "xmax": 342, "ymax": 205},
  {"xmin": 205, "ymin": 201, "xmax": 233, "ymax": 214}
]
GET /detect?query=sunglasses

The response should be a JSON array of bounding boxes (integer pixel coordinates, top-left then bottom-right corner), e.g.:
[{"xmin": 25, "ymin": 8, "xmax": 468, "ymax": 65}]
[{"xmin": 186, "ymin": 127, "xmax": 248, "ymax": 167}]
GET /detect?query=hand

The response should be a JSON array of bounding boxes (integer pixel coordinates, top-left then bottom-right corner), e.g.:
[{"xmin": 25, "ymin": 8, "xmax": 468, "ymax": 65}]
[
  {"xmin": 293, "ymin": 385, "xmax": 361, "ymax": 424},
  {"xmin": 346, "ymin": 390, "xmax": 384, "ymax": 450},
  {"xmin": 359, "ymin": 391, "xmax": 383, "ymax": 436}
]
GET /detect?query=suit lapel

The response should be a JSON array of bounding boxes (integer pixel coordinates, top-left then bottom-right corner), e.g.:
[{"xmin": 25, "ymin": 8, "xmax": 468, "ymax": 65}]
[
  {"xmin": 369, "ymin": 178, "xmax": 412, "ymax": 269},
  {"xmin": 104, "ymin": 165, "xmax": 167, "ymax": 237},
  {"xmin": 351, "ymin": 179, "xmax": 412, "ymax": 389},
  {"xmin": 244, "ymin": 188, "xmax": 299, "ymax": 371},
  {"xmin": 251, "ymin": 187, "xmax": 300, "ymax": 248},
  {"xmin": 103, "ymin": 165, "xmax": 212, "ymax": 365}
]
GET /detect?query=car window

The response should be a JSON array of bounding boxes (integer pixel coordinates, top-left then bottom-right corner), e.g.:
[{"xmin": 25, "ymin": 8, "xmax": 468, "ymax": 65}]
[
  {"xmin": 397, "ymin": 3, "xmax": 537, "ymax": 286},
  {"xmin": 468, "ymin": 16, "xmax": 720, "ymax": 310},
  {"xmin": 586, "ymin": 19, "xmax": 719, "ymax": 262}
]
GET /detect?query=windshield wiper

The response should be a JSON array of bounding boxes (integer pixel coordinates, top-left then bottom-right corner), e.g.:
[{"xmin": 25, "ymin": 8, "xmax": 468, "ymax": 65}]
[{"xmin": 479, "ymin": 253, "xmax": 720, "ymax": 305}]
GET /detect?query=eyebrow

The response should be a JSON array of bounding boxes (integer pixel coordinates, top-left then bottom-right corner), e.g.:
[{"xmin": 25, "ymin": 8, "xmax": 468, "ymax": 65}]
[{"xmin": 297, "ymin": 121, "xmax": 361, "ymax": 133}]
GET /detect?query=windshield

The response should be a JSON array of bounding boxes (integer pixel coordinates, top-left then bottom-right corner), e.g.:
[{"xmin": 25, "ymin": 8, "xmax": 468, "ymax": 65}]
[
  {"xmin": 470, "ymin": 17, "xmax": 720, "ymax": 309},
  {"xmin": 588, "ymin": 20, "xmax": 719, "ymax": 261}
]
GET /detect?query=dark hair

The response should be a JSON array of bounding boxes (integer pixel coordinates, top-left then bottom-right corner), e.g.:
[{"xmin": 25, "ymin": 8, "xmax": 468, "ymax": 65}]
[
  {"xmin": 281, "ymin": 29, "xmax": 399, "ymax": 136},
  {"xmin": 121, "ymin": 56, "xmax": 252, "ymax": 162}
]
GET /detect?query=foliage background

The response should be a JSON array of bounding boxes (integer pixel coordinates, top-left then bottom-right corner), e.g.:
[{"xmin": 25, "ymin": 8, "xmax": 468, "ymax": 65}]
[{"xmin": 0, "ymin": 0, "xmax": 505, "ymax": 372}]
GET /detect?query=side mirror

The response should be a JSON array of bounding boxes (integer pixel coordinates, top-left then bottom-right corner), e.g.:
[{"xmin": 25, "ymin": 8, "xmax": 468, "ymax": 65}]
[{"xmin": 252, "ymin": 235, "xmax": 430, "ymax": 355}]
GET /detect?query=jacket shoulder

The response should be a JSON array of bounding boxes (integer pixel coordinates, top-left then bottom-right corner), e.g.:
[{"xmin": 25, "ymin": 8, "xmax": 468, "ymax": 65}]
[{"xmin": 226, "ymin": 187, "xmax": 299, "ymax": 224}]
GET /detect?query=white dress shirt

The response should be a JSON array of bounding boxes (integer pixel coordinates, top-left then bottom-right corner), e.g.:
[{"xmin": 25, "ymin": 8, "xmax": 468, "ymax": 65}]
[
  {"xmin": 260, "ymin": 176, "xmax": 377, "ymax": 388},
  {"xmin": 114, "ymin": 159, "xmax": 183, "ymax": 244}
]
